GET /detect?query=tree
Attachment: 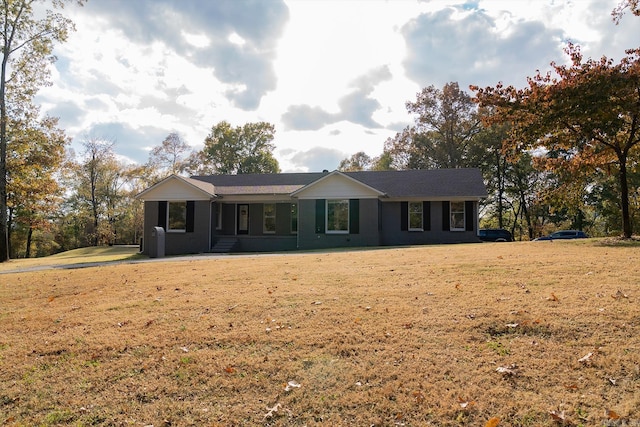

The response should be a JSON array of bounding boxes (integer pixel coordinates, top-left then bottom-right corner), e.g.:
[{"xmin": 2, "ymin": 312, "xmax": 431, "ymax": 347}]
[
  {"xmin": 338, "ymin": 151, "xmax": 373, "ymax": 171},
  {"xmin": 613, "ymin": 0, "xmax": 640, "ymax": 23},
  {"xmin": 147, "ymin": 132, "xmax": 192, "ymax": 177},
  {"xmin": 472, "ymin": 119, "xmax": 511, "ymax": 229},
  {"xmin": 7, "ymin": 116, "xmax": 66, "ymax": 257},
  {"xmin": 197, "ymin": 121, "xmax": 280, "ymax": 175},
  {"xmin": 473, "ymin": 44, "xmax": 640, "ymax": 238},
  {"xmin": 384, "ymin": 82, "xmax": 481, "ymax": 170},
  {"xmin": 0, "ymin": 0, "xmax": 82, "ymax": 262},
  {"xmin": 69, "ymin": 138, "xmax": 126, "ymax": 246}
]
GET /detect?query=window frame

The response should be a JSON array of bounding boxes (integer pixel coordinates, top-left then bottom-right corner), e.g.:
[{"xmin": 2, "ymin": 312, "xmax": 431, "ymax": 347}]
[
  {"xmin": 263, "ymin": 203, "xmax": 276, "ymax": 234},
  {"xmin": 326, "ymin": 199, "xmax": 349, "ymax": 234},
  {"xmin": 408, "ymin": 201, "xmax": 424, "ymax": 231},
  {"xmin": 450, "ymin": 201, "xmax": 465, "ymax": 231},
  {"xmin": 167, "ymin": 201, "xmax": 187, "ymax": 232}
]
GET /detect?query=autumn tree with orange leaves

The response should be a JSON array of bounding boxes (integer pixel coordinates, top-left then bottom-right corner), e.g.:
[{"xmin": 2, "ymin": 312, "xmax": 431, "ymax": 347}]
[
  {"xmin": 613, "ymin": 0, "xmax": 640, "ymax": 23},
  {"xmin": 472, "ymin": 44, "xmax": 640, "ymax": 238}
]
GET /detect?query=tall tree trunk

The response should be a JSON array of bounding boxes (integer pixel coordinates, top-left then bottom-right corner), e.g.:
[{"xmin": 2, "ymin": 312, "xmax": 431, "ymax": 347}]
[
  {"xmin": 90, "ymin": 153, "xmax": 99, "ymax": 246},
  {"xmin": 7, "ymin": 206, "xmax": 13, "ymax": 258},
  {"xmin": 0, "ymin": 40, "xmax": 9, "ymax": 262},
  {"xmin": 25, "ymin": 225, "xmax": 33, "ymax": 258},
  {"xmin": 618, "ymin": 153, "xmax": 632, "ymax": 238},
  {"xmin": 520, "ymin": 190, "xmax": 534, "ymax": 240},
  {"xmin": 496, "ymin": 154, "xmax": 506, "ymax": 229}
]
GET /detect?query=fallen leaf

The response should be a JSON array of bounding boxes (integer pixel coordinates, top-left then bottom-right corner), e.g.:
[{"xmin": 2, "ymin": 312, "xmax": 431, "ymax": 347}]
[
  {"xmin": 549, "ymin": 410, "xmax": 575, "ymax": 425},
  {"xmin": 496, "ymin": 364, "xmax": 518, "ymax": 376},
  {"xmin": 564, "ymin": 384, "xmax": 578, "ymax": 391},
  {"xmin": 612, "ymin": 290, "xmax": 629, "ymax": 299},
  {"xmin": 506, "ymin": 323, "xmax": 519, "ymax": 328},
  {"xmin": 284, "ymin": 380, "xmax": 301, "ymax": 391},
  {"xmin": 263, "ymin": 403, "xmax": 282, "ymax": 420},
  {"xmin": 485, "ymin": 417, "xmax": 500, "ymax": 427},
  {"xmin": 547, "ymin": 293, "xmax": 558, "ymax": 302},
  {"xmin": 48, "ymin": 296, "xmax": 55, "ymax": 303},
  {"xmin": 607, "ymin": 409, "xmax": 620, "ymax": 420},
  {"xmin": 224, "ymin": 366, "xmax": 236, "ymax": 374},
  {"xmin": 458, "ymin": 397, "xmax": 476, "ymax": 409},
  {"xmin": 578, "ymin": 352, "xmax": 593, "ymax": 363},
  {"xmin": 549, "ymin": 410, "xmax": 566, "ymax": 421}
]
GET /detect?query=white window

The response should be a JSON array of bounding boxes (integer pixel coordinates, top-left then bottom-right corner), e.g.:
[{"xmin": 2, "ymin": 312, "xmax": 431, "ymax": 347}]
[
  {"xmin": 168, "ymin": 202, "xmax": 186, "ymax": 232},
  {"xmin": 326, "ymin": 199, "xmax": 349, "ymax": 233},
  {"xmin": 263, "ymin": 203, "xmax": 276, "ymax": 233},
  {"xmin": 290, "ymin": 203, "xmax": 298, "ymax": 234},
  {"xmin": 409, "ymin": 202, "xmax": 423, "ymax": 231},
  {"xmin": 450, "ymin": 201, "xmax": 465, "ymax": 231}
]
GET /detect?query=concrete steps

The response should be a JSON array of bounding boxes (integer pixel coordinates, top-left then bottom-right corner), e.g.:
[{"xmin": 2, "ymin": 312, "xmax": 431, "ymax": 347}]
[{"xmin": 211, "ymin": 237, "xmax": 238, "ymax": 253}]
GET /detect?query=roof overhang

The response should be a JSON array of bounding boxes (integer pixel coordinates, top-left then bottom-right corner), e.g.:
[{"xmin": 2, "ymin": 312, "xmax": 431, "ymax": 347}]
[
  {"xmin": 291, "ymin": 170, "xmax": 386, "ymax": 199},
  {"xmin": 135, "ymin": 174, "xmax": 216, "ymax": 201}
]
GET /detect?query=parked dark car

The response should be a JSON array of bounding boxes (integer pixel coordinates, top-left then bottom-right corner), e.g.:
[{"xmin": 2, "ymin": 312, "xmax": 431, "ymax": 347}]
[
  {"xmin": 533, "ymin": 230, "xmax": 588, "ymax": 241},
  {"xmin": 479, "ymin": 228, "xmax": 513, "ymax": 242}
]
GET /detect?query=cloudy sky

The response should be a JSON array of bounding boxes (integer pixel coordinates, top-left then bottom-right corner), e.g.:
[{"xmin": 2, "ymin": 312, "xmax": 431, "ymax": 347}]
[{"xmin": 37, "ymin": 0, "xmax": 638, "ymax": 172}]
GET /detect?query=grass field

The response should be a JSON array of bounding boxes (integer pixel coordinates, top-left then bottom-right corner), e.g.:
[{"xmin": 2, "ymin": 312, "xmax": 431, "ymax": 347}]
[
  {"xmin": 0, "ymin": 240, "xmax": 639, "ymax": 426},
  {"xmin": 0, "ymin": 245, "xmax": 142, "ymax": 273}
]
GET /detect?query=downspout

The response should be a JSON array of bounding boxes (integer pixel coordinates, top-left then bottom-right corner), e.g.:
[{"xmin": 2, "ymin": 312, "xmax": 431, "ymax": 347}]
[
  {"xmin": 476, "ymin": 199, "xmax": 481, "ymax": 236},
  {"xmin": 208, "ymin": 199, "xmax": 212, "ymax": 252}
]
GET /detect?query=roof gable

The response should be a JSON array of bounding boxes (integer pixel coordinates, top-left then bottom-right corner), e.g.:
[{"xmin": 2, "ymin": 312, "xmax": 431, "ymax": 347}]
[
  {"xmin": 136, "ymin": 175, "xmax": 216, "ymax": 201},
  {"xmin": 292, "ymin": 171, "xmax": 385, "ymax": 199}
]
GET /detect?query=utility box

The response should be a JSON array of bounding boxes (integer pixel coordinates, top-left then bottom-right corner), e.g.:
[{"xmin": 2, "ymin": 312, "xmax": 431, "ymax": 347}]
[{"xmin": 149, "ymin": 226, "xmax": 165, "ymax": 258}]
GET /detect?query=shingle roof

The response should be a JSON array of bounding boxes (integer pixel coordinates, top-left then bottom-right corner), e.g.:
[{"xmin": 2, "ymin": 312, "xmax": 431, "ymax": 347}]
[
  {"xmin": 190, "ymin": 169, "xmax": 487, "ymax": 198},
  {"xmin": 183, "ymin": 176, "xmax": 216, "ymax": 195},
  {"xmin": 345, "ymin": 169, "xmax": 487, "ymax": 198}
]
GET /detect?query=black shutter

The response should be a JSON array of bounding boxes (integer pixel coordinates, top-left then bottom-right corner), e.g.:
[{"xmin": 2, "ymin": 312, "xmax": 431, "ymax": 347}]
[
  {"xmin": 423, "ymin": 201, "xmax": 431, "ymax": 231},
  {"xmin": 400, "ymin": 202, "xmax": 408, "ymax": 231},
  {"xmin": 186, "ymin": 201, "xmax": 195, "ymax": 232},
  {"xmin": 465, "ymin": 201, "xmax": 474, "ymax": 232},
  {"xmin": 158, "ymin": 201, "xmax": 167, "ymax": 229},
  {"xmin": 442, "ymin": 201, "xmax": 450, "ymax": 231},
  {"xmin": 315, "ymin": 199, "xmax": 325, "ymax": 233},
  {"xmin": 349, "ymin": 199, "xmax": 359, "ymax": 234}
]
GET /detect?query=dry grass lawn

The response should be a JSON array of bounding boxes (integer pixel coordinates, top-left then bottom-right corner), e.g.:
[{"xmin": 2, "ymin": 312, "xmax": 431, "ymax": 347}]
[
  {"xmin": 0, "ymin": 246, "xmax": 141, "ymax": 273},
  {"xmin": 1, "ymin": 240, "xmax": 639, "ymax": 426}
]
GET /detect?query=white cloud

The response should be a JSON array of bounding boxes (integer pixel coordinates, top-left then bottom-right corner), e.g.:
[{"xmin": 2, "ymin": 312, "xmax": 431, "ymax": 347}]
[
  {"xmin": 182, "ymin": 31, "xmax": 211, "ymax": 48},
  {"xmin": 34, "ymin": 0, "xmax": 637, "ymax": 172}
]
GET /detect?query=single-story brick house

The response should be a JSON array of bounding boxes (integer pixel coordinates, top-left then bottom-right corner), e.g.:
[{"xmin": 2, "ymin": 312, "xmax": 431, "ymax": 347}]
[{"xmin": 135, "ymin": 168, "xmax": 487, "ymax": 255}]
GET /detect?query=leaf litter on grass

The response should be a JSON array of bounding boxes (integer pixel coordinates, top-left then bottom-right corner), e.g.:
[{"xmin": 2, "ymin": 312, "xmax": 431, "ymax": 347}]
[{"xmin": 0, "ymin": 241, "xmax": 639, "ymax": 425}]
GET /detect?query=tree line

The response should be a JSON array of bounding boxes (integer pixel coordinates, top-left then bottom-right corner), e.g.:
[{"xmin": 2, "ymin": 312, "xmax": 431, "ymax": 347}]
[
  {"xmin": 7, "ymin": 121, "xmax": 279, "ymax": 259},
  {"xmin": 0, "ymin": 0, "xmax": 638, "ymax": 260},
  {"xmin": 338, "ymin": 5, "xmax": 640, "ymax": 241}
]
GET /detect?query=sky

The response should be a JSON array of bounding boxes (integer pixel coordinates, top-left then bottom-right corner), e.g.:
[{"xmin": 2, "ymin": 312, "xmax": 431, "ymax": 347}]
[{"xmin": 36, "ymin": 0, "xmax": 639, "ymax": 173}]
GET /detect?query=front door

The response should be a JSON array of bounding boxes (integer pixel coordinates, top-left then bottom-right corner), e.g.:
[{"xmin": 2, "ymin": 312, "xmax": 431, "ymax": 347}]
[{"xmin": 237, "ymin": 204, "xmax": 249, "ymax": 234}]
